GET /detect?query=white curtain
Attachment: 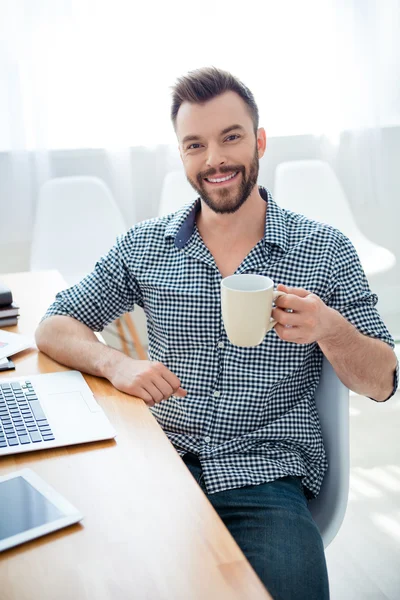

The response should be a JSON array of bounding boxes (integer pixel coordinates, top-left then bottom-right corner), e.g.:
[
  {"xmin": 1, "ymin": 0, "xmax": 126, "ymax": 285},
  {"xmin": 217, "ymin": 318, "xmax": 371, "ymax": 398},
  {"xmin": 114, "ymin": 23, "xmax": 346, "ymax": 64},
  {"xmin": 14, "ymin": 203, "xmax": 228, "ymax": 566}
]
[
  {"xmin": 321, "ymin": 0, "xmax": 400, "ymax": 210},
  {"xmin": 0, "ymin": 0, "xmax": 399, "ymax": 243}
]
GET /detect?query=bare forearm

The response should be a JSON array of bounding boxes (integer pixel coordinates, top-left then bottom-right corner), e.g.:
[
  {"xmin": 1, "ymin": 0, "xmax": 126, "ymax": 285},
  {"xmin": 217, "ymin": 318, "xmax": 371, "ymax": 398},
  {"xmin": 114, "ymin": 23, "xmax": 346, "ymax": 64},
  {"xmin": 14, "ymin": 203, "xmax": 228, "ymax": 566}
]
[
  {"xmin": 318, "ymin": 308, "xmax": 397, "ymax": 401},
  {"xmin": 35, "ymin": 315, "xmax": 124, "ymax": 380}
]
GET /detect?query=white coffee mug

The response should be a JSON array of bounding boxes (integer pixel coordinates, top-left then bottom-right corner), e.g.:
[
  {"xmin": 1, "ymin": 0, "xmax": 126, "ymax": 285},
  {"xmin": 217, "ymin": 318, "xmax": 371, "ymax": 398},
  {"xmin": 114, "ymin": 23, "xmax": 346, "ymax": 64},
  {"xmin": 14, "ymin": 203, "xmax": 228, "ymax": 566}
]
[{"xmin": 221, "ymin": 274, "xmax": 287, "ymax": 347}]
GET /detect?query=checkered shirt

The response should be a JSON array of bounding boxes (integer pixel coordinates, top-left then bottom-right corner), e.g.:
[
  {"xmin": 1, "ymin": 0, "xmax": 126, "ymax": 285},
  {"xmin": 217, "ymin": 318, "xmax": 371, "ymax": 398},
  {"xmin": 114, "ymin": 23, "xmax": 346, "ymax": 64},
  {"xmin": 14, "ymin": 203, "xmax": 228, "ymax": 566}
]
[{"xmin": 41, "ymin": 186, "xmax": 398, "ymax": 499}]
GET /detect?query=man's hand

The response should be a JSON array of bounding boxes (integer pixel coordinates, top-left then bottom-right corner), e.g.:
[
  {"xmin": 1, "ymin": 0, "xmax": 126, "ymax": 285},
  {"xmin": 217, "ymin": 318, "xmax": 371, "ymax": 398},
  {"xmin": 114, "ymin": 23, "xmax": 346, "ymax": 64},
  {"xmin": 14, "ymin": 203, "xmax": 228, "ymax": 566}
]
[
  {"xmin": 272, "ymin": 284, "xmax": 338, "ymax": 344},
  {"xmin": 107, "ymin": 354, "xmax": 187, "ymax": 407}
]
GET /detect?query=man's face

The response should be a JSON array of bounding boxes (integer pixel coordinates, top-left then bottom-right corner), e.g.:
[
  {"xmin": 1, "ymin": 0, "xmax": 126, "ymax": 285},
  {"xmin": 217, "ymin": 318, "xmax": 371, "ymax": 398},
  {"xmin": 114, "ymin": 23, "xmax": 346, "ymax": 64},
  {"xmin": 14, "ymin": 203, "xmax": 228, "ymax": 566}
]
[{"xmin": 176, "ymin": 91, "xmax": 266, "ymax": 214}]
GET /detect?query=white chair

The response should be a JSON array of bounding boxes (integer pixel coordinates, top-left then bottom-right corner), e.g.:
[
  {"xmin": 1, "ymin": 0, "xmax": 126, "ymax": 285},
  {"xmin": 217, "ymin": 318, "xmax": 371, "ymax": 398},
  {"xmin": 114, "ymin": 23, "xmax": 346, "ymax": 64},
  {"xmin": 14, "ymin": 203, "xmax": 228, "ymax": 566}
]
[
  {"xmin": 158, "ymin": 170, "xmax": 195, "ymax": 217},
  {"xmin": 309, "ymin": 356, "xmax": 349, "ymax": 549},
  {"xmin": 274, "ymin": 160, "xmax": 396, "ymax": 277},
  {"xmin": 30, "ymin": 176, "xmax": 147, "ymax": 360}
]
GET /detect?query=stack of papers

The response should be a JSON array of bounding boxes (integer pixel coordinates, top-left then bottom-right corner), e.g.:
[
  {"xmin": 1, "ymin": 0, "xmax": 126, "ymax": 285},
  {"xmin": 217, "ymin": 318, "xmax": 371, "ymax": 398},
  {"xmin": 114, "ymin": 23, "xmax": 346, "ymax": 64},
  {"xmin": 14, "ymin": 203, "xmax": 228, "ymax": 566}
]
[
  {"xmin": 0, "ymin": 303, "xmax": 20, "ymax": 327},
  {"xmin": 0, "ymin": 281, "xmax": 19, "ymax": 327}
]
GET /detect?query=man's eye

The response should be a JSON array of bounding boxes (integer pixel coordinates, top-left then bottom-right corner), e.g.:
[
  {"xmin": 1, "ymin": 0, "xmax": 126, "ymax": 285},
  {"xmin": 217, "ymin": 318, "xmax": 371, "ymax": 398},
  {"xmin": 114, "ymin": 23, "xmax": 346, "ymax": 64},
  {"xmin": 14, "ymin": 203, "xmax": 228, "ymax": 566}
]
[{"xmin": 187, "ymin": 135, "xmax": 239, "ymax": 150}]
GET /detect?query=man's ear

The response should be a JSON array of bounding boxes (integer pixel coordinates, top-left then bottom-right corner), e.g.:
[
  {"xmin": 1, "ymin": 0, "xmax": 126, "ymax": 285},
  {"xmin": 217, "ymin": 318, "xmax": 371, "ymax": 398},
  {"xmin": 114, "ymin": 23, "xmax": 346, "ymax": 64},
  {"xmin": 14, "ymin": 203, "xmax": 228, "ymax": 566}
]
[{"xmin": 257, "ymin": 127, "xmax": 267, "ymax": 160}]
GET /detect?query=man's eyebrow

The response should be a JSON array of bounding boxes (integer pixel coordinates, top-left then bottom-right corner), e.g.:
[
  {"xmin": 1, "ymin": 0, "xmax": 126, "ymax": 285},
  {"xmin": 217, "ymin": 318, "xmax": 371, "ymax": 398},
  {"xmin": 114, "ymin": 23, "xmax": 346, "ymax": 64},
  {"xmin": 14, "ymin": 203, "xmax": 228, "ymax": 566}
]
[{"xmin": 181, "ymin": 124, "xmax": 245, "ymax": 146}]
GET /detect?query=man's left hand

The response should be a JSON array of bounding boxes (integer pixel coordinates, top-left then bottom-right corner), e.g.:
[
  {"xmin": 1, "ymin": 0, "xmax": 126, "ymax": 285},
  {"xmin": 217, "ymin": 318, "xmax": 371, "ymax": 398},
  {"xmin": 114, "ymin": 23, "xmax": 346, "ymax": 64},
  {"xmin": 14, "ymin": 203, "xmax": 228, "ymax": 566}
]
[{"xmin": 272, "ymin": 284, "xmax": 338, "ymax": 344}]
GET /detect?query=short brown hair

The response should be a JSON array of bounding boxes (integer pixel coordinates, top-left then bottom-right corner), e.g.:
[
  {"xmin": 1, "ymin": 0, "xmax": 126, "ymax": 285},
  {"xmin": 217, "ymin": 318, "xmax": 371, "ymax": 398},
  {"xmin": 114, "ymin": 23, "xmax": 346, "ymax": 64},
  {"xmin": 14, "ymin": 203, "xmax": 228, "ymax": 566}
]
[{"xmin": 170, "ymin": 66, "xmax": 259, "ymax": 135}]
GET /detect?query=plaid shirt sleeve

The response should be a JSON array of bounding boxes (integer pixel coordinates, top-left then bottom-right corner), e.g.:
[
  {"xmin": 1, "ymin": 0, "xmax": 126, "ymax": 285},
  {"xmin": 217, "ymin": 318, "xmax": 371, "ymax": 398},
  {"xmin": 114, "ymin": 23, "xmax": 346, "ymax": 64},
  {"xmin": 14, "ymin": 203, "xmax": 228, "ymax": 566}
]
[
  {"xmin": 326, "ymin": 232, "xmax": 398, "ymax": 401},
  {"xmin": 40, "ymin": 227, "xmax": 143, "ymax": 331}
]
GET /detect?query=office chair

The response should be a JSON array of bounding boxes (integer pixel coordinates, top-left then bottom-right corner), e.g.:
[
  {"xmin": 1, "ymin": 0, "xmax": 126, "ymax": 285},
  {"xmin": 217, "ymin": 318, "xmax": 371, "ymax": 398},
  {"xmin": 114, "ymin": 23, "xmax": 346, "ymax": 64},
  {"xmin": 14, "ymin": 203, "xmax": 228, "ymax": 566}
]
[
  {"xmin": 30, "ymin": 176, "xmax": 147, "ymax": 360},
  {"xmin": 310, "ymin": 355, "xmax": 350, "ymax": 549},
  {"xmin": 274, "ymin": 160, "xmax": 396, "ymax": 277}
]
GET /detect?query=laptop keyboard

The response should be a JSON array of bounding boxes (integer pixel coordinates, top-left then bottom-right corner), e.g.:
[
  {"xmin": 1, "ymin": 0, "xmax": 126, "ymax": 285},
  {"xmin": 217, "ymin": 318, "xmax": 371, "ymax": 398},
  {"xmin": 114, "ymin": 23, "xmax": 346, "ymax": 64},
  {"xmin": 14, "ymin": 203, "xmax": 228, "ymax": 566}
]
[{"xmin": 0, "ymin": 380, "xmax": 55, "ymax": 448}]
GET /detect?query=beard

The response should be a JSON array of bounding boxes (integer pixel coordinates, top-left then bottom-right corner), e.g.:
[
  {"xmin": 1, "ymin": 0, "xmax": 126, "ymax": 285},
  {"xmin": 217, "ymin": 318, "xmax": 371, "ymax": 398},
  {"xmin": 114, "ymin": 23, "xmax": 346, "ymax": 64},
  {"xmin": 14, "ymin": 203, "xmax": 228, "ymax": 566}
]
[{"xmin": 185, "ymin": 144, "xmax": 259, "ymax": 214}]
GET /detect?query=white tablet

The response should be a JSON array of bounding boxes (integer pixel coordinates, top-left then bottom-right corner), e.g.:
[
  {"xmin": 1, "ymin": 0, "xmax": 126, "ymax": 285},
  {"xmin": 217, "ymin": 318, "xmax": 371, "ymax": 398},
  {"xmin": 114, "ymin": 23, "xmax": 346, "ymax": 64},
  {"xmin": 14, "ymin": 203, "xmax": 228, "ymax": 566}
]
[
  {"xmin": 0, "ymin": 329, "xmax": 35, "ymax": 360},
  {"xmin": 0, "ymin": 468, "xmax": 83, "ymax": 552}
]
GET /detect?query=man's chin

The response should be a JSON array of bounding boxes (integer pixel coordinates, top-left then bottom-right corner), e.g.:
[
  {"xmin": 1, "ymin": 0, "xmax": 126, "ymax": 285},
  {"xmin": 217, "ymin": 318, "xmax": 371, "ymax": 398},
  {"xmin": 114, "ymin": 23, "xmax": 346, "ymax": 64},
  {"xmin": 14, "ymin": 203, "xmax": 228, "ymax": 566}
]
[{"xmin": 200, "ymin": 193, "xmax": 245, "ymax": 214}]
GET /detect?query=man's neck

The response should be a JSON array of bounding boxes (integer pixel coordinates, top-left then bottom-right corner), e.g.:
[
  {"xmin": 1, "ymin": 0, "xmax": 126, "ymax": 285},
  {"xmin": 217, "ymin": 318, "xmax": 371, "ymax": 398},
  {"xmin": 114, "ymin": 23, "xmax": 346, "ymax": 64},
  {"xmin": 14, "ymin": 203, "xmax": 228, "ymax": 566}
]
[{"xmin": 196, "ymin": 186, "xmax": 267, "ymax": 246}]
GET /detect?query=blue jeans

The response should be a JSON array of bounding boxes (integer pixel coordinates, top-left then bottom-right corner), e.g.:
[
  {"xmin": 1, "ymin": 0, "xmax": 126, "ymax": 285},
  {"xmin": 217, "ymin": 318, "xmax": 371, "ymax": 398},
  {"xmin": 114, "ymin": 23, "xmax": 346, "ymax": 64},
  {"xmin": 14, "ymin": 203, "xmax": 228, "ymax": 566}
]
[{"xmin": 182, "ymin": 452, "xmax": 329, "ymax": 600}]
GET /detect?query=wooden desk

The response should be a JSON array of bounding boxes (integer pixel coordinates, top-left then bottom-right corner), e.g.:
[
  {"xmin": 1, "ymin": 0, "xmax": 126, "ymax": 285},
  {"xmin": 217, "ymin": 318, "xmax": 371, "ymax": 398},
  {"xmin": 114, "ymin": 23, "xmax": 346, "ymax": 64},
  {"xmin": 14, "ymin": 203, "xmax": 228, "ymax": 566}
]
[{"xmin": 0, "ymin": 271, "xmax": 271, "ymax": 600}]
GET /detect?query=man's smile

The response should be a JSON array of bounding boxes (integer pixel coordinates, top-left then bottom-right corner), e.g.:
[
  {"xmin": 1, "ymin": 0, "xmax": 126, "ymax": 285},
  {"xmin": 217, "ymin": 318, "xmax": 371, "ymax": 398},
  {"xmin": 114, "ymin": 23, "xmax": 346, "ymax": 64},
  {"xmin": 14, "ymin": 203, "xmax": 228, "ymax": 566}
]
[{"xmin": 204, "ymin": 171, "xmax": 240, "ymax": 186}]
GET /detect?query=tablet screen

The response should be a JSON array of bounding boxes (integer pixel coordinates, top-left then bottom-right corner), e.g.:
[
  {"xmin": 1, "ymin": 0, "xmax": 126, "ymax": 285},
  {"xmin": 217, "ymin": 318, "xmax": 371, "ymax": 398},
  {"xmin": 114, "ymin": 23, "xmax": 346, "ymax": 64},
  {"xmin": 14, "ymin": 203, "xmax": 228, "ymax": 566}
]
[{"xmin": 0, "ymin": 476, "xmax": 63, "ymax": 541}]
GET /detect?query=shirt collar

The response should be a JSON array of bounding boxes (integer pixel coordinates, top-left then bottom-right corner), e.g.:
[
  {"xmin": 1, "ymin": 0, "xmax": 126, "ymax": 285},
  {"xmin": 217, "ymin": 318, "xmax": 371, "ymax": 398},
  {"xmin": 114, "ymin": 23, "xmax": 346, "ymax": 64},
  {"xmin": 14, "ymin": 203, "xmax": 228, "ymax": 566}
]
[{"xmin": 164, "ymin": 185, "xmax": 288, "ymax": 253}]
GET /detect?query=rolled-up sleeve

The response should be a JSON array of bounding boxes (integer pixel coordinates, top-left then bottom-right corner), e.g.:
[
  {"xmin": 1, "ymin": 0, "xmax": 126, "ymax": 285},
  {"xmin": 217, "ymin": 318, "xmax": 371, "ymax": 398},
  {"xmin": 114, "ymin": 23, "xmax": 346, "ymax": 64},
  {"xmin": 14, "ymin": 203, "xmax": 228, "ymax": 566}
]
[
  {"xmin": 40, "ymin": 227, "xmax": 144, "ymax": 332},
  {"xmin": 327, "ymin": 233, "xmax": 395, "ymax": 347},
  {"xmin": 326, "ymin": 232, "xmax": 398, "ymax": 400}
]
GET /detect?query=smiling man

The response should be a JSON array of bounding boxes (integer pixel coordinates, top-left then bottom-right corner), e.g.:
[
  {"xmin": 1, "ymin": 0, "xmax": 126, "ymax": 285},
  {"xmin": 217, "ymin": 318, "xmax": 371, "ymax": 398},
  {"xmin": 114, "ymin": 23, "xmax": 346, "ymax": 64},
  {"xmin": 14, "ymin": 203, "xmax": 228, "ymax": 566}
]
[
  {"xmin": 175, "ymin": 85, "xmax": 267, "ymax": 280},
  {"xmin": 36, "ymin": 67, "xmax": 398, "ymax": 600}
]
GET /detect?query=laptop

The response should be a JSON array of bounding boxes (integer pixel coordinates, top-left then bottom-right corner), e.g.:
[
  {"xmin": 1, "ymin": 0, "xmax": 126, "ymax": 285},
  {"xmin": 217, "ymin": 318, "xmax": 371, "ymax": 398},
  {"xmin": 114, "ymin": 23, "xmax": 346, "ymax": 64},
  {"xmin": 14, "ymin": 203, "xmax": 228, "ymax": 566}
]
[{"xmin": 0, "ymin": 371, "xmax": 116, "ymax": 456}]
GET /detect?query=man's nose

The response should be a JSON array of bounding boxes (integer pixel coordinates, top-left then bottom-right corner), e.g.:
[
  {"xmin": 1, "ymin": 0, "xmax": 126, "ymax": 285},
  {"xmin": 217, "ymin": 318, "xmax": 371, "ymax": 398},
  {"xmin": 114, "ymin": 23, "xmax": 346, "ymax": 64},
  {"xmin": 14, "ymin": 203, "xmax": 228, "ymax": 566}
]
[{"xmin": 205, "ymin": 144, "xmax": 227, "ymax": 171}]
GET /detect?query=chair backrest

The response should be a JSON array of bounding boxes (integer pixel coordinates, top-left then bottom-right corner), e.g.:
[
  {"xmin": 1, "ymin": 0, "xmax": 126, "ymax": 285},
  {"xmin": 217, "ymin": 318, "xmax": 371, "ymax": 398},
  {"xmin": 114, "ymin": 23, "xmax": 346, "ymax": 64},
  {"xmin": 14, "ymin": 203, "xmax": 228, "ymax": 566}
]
[
  {"xmin": 30, "ymin": 176, "xmax": 127, "ymax": 286},
  {"xmin": 309, "ymin": 355, "xmax": 350, "ymax": 549},
  {"xmin": 273, "ymin": 159, "xmax": 396, "ymax": 277},
  {"xmin": 274, "ymin": 160, "xmax": 361, "ymax": 238},
  {"xmin": 158, "ymin": 170, "xmax": 195, "ymax": 217}
]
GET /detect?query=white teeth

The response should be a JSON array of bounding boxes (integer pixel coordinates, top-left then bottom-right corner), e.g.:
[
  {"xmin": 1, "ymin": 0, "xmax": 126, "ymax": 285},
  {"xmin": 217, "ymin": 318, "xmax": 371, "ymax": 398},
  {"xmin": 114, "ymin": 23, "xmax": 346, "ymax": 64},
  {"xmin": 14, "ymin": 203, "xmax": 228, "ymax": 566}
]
[{"xmin": 207, "ymin": 172, "xmax": 237, "ymax": 183}]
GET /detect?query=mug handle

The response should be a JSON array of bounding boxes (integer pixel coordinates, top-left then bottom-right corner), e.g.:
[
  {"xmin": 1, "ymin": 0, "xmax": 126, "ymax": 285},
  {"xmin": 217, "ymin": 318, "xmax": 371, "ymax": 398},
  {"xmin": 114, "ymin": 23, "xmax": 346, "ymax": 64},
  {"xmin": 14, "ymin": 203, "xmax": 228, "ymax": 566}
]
[{"xmin": 266, "ymin": 290, "xmax": 288, "ymax": 332}]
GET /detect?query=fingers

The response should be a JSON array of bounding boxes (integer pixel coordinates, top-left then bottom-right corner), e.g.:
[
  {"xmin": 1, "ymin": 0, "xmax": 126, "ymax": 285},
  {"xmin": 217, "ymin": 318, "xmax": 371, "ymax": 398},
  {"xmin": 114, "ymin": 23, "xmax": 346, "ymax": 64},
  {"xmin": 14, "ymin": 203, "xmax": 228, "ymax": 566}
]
[
  {"xmin": 156, "ymin": 363, "xmax": 188, "ymax": 398},
  {"xmin": 144, "ymin": 380, "xmax": 169, "ymax": 405},
  {"xmin": 137, "ymin": 380, "xmax": 177, "ymax": 407},
  {"xmin": 274, "ymin": 295, "xmax": 302, "ymax": 312},
  {"xmin": 152, "ymin": 376, "xmax": 175, "ymax": 401},
  {"xmin": 141, "ymin": 363, "xmax": 187, "ymax": 407},
  {"xmin": 275, "ymin": 291, "xmax": 312, "ymax": 311},
  {"xmin": 277, "ymin": 284, "xmax": 311, "ymax": 298},
  {"xmin": 135, "ymin": 386, "xmax": 157, "ymax": 407},
  {"xmin": 174, "ymin": 387, "xmax": 187, "ymax": 397},
  {"xmin": 274, "ymin": 322, "xmax": 300, "ymax": 341},
  {"xmin": 115, "ymin": 361, "xmax": 188, "ymax": 407},
  {"xmin": 271, "ymin": 307, "xmax": 300, "ymax": 327},
  {"xmin": 274, "ymin": 283, "xmax": 314, "ymax": 312}
]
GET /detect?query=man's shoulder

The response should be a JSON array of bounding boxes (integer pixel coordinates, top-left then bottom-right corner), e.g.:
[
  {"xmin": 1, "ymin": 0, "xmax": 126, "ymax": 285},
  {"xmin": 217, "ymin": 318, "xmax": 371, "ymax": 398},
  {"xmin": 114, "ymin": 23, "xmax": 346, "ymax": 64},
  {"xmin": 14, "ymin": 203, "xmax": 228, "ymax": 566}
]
[
  {"xmin": 132, "ymin": 213, "xmax": 173, "ymax": 235},
  {"xmin": 127, "ymin": 202, "xmax": 194, "ymax": 246},
  {"xmin": 283, "ymin": 207, "xmax": 347, "ymax": 250},
  {"xmin": 122, "ymin": 212, "xmax": 180, "ymax": 249}
]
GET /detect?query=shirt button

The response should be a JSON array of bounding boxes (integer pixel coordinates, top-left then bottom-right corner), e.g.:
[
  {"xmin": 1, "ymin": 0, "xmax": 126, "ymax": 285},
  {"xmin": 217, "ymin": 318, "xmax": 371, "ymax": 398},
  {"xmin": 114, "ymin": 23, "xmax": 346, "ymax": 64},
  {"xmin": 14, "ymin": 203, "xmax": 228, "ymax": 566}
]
[
  {"xmin": 218, "ymin": 342, "xmax": 224, "ymax": 348},
  {"xmin": 204, "ymin": 436, "xmax": 211, "ymax": 443},
  {"xmin": 213, "ymin": 391, "xmax": 221, "ymax": 398}
]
